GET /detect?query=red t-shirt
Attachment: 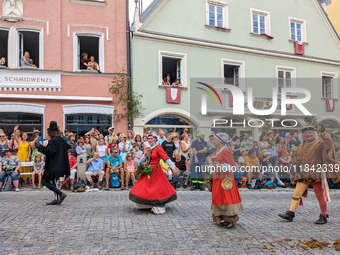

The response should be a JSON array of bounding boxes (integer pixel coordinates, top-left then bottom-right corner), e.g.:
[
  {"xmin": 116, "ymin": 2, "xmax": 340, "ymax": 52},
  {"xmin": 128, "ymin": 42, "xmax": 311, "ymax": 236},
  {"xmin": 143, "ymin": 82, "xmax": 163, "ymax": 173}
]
[{"xmin": 69, "ymin": 156, "xmax": 77, "ymax": 169}]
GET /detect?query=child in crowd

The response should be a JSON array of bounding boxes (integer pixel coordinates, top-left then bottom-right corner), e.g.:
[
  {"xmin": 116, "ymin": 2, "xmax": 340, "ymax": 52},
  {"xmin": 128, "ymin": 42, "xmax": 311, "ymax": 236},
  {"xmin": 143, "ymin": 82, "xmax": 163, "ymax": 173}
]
[
  {"xmin": 124, "ymin": 152, "xmax": 137, "ymax": 190},
  {"xmin": 32, "ymin": 154, "xmax": 44, "ymax": 189},
  {"xmin": 172, "ymin": 136, "xmax": 180, "ymax": 152},
  {"xmin": 97, "ymin": 138, "xmax": 108, "ymax": 168},
  {"xmin": 133, "ymin": 143, "xmax": 143, "ymax": 166}
]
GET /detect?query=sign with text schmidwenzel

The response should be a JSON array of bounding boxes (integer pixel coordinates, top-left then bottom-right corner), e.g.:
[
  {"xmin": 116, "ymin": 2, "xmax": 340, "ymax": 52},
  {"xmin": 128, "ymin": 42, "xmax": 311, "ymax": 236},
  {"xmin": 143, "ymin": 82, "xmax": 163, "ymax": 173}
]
[{"xmin": 0, "ymin": 73, "xmax": 61, "ymax": 86}]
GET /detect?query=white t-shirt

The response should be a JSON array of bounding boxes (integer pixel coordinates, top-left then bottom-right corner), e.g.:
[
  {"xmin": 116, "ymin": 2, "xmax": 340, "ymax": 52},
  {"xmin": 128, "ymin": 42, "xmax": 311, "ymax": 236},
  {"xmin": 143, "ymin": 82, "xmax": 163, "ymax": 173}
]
[{"xmin": 96, "ymin": 145, "xmax": 108, "ymax": 158}]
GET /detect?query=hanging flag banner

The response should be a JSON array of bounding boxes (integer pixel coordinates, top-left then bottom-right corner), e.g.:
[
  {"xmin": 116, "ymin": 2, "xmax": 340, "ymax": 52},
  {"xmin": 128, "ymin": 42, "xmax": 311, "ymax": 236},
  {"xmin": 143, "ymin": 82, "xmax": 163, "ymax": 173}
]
[
  {"xmin": 167, "ymin": 88, "xmax": 181, "ymax": 104},
  {"xmin": 327, "ymin": 99, "xmax": 335, "ymax": 111}
]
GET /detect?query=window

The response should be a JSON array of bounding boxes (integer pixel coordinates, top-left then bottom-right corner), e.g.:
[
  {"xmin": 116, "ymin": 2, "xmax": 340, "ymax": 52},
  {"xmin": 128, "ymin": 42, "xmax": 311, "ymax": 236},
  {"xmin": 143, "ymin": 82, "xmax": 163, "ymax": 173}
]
[
  {"xmin": 0, "ymin": 29, "xmax": 8, "ymax": 68},
  {"xmin": 206, "ymin": 1, "xmax": 229, "ymax": 28},
  {"xmin": 0, "ymin": 113, "xmax": 43, "ymax": 137},
  {"xmin": 209, "ymin": 5, "xmax": 224, "ymax": 27},
  {"xmin": 251, "ymin": 9, "xmax": 271, "ymax": 35},
  {"xmin": 322, "ymin": 76, "xmax": 333, "ymax": 98},
  {"xmin": 289, "ymin": 18, "xmax": 306, "ymax": 42},
  {"xmin": 277, "ymin": 66, "xmax": 296, "ymax": 94},
  {"xmin": 159, "ymin": 51, "xmax": 187, "ymax": 87},
  {"xmin": 73, "ymin": 32, "xmax": 104, "ymax": 72},
  {"xmin": 221, "ymin": 59, "xmax": 245, "ymax": 91},
  {"xmin": 18, "ymin": 30, "xmax": 40, "ymax": 68}
]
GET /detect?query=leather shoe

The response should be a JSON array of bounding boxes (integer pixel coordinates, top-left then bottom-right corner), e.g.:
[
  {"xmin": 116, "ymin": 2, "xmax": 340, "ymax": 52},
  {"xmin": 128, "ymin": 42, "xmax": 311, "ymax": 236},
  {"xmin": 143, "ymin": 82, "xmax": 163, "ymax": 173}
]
[
  {"xmin": 190, "ymin": 184, "xmax": 198, "ymax": 191},
  {"xmin": 278, "ymin": 210, "xmax": 295, "ymax": 222},
  {"xmin": 57, "ymin": 193, "xmax": 67, "ymax": 205},
  {"xmin": 46, "ymin": 200, "xmax": 59, "ymax": 206},
  {"xmin": 247, "ymin": 183, "xmax": 252, "ymax": 189},
  {"xmin": 315, "ymin": 214, "xmax": 328, "ymax": 224},
  {"xmin": 198, "ymin": 183, "xmax": 205, "ymax": 191}
]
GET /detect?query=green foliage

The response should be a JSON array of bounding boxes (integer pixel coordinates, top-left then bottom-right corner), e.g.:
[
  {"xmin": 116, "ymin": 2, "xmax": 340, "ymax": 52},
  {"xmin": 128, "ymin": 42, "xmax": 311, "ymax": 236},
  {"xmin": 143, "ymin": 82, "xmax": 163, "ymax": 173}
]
[
  {"xmin": 257, "ymin": 116, "xmax": 273, "ymax": 133},
  {"xmin": 137, "ymin": 163, "xmax": 153, "ymax": 175},
  {"xmin": 304, "ymin": 116, "xmax": 319, "ymax": 128},
  {"xmin": 109, "ymin": 68, "xmax": 144, "ymax": 125}
]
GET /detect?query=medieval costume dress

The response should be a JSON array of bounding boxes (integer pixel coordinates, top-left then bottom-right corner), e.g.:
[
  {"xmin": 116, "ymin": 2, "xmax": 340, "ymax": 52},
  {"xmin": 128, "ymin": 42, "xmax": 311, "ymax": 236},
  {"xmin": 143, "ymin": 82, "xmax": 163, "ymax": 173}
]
[
  {"xmin": 129, "ymin": 133, "xmax": 177, "ymax": 214},
  {"xmin": 211, "ymin": 133, "xmax": 244, "ymax": 227},
  {"xmin": 279, "ymin": 126, "xmax": 340, "ymax": 224}
]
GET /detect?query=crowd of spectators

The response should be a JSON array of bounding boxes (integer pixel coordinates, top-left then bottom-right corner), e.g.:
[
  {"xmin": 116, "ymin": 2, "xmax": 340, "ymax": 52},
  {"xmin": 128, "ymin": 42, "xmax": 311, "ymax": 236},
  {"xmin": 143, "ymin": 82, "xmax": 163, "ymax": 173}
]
[{"xmin": 1, "ymin": 125, "xmax": 340, "ymax": 192}]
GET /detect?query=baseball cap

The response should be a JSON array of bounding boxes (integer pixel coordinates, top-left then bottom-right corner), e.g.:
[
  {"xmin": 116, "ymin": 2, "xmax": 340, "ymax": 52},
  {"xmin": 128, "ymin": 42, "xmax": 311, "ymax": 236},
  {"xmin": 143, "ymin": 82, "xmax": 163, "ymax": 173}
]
[
  {"xmin": 263, "ymin": 151, "xmax": 271, "ymax": 157},
  {"xmin": 108, "ymin": 127, "xmax": 114, "ymax": 132},
  {"xmin": 267, "ymin": 130, "xmax": 274, "ymax": 134},
  {"xmin": 285, "ymin": 133, "xmax": 291, "ymax": 136},
  {"xmin": 64, "ymin": 129, "xmax": 69, "ymax": 132},
  {"xmin": 332, "ymin": 131, "xmax": 340, "ymax": 135},
  {"xmin": 279, "ymin": 148, "xmax": 288, "ymax": 154}
]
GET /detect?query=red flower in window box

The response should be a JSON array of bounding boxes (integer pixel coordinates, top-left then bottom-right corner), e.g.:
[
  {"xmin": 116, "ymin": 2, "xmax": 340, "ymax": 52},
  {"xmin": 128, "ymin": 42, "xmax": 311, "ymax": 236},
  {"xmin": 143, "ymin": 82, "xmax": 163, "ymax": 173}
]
[
  {"xmin": 261, "ymin": 33, "xmax": 274, "ymax": 40},
  {"xmin": 216, "ymin": 26, "xmax": 228, "ymax": 30}
]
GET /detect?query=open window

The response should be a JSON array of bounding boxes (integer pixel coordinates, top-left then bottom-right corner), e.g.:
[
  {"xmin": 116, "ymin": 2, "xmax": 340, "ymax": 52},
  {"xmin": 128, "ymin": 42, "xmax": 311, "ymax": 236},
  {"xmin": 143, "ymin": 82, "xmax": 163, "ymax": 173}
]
[
  {"xmin": 77, "ymin": 36, "xmax": 99, "ymax": 70},
  {"xmin": 322, "ymin": 76, "xmax": 333, "ymax": 98},
  {"xmin": 0, "ymin": 30, "xmax": 8, "ymax": 68},
  {"xmin": 159, "ymin": 51, "xmax": 187, "ymax": 87},
  {"xmin": 18, "ymin": 31, "xmax": 40, "ymax": 68},
  {"xmin": 224, "ymin": 64, "xmax": 240, "ymax": 87}
]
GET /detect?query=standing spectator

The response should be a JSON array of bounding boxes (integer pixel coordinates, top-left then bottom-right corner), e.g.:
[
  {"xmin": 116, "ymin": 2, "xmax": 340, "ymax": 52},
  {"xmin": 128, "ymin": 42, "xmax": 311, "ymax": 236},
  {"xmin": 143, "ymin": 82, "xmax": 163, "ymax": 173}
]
[
  {"xmin": 179, "ymin": 128, "xmax": 189, "ymax": 140},
  {"xmin": 67, "ymin": 133, "xmax": 77, "ymax": 157},
  {"xmin": 259, "ymin": 133, "xmax": 268, "ymax": 153},
  {"xmin": 172, "ymin": 136, "xmax": 180, "ymax": 152},
  {"xmin": 31, "ymin": 154, "xmax": 44, "ymax": 189},
  {"xmin": 285, "ymin": 133, "xmax": 292, "ymax": 145},
  {"xmin": 268, "ymin": 138, "xmax": 279, "ymax": 166},
  {"xmin": 267, "ymin": 130, "xmax": 274, "ymax": 144},
  {"xmin": 207, "ymin": 133, "xmax": 216, "ymax": 153},
  {"xmin": 133, "ymin": 143, "xmax": 143, "ymax": 166},
  {"xmin": 252, "ymin": 140, "xmax": 260, "ymax": 159},
  {"xmin": 157, "ymin": 129, "xmax": 166, "ymax": 146},
  {"xmin": 231, "ymin": 132, "xmax": 237, "ymax": 141},
  {"xmin": 80, "ymin": 52, "xmax": 90, "ymax": 69},
  {"xmin": 9, "ymin": 132, "xmax": 18, "ymax": 156},
  {"xmin": 67, "ymin": 149, "xmax": 77, "ymax": 191},
  {"xmin": 0, "ymin": 132, "xmax": 9, "ymax": 159},
  {"xmin": 84, "ymin": 137, "xmax": 93, "ymax": 157},
  {"xmin": 105, "ymin": 127, "xmax": 116, "ymax": 144},
  {"xmin": 29, "ymin": 133, "xmax": 45, "ymax": 170},
  {"xmin": 134, "ymin": 135, "xmax": 143, "ymax": 150},
  {"xmin": 172, "ymin": 150, "xmax": 190, "ymax": 189},
  {"xmin": 161, "ymin": 133, "xmax": 176, "ymax": 159},
  {"xmin": 119, "ymin": 134, "xmax": 132, "ymax": 163},
  {"xmin": 127, "ymin": 131, "xmax": 135, "ymax": 145},
  {"xmin": 162, "ymin": 74, "xmax": 171, "ymax": 85},
  {"xmin": 276, "ymin": 137, "xmax": 287, "ymax": 155},
  {"xmin": 14, "ymin": 125, "xmax": 31, "ymax": 180},
  {"xmin": 142, "ymin": 135, "xmax": 150, "ymax": 152},
  {"xmin": 190, "ymin": 131, "xmax": 208, "ymax": 191},
  {"xmin": 85, "ymin": 152, "xmax": 104, "ymax": 189},
  {"xmin": 96, "ymin": 138, "xmax": 108, "ymax": 168},
  {"xmin": 107, "ymin": 136, "xmax": 118, "ymax": 155},
  {"xmin": 180, "ymin": 133, "xmax": 191, "ymax": 163},
  {"xmin": 63, "ymin": 129, "xmax": 70, "ymax": 142},
  {"xmin": 0, "ymin": 149, "xmax": 22, "ymax": 191},
  {"xmin": 76, "ymin": 138, "xmax": 87, "ymax": 156},
  {"xmin": 124, "ymin": 152, "xmax": 137, "ymax": 190},
  {"xmin": 244, "ymin": 149, "xmax": 262, "ymax": 189},
  {"xmin": 85, "ymin": 128, "xmax": 99, "ymax": 152},
  {"xmin": 288, "ymin": 131, "xmax": 301, "ymax": 150},
  {"xmin": 98, "ymin": 133, "xmax": 108, "ymax": 146},
  {"xmin": 231, "ymin": 136, "xmax": 241, "ymax": 163},
  {"xmin": 105, "ymin": 147, "xmax": 123, "ymax": 190},
  {"xmin": 240, "ymin": 133, "xmax": 253, "ymax": 150}
]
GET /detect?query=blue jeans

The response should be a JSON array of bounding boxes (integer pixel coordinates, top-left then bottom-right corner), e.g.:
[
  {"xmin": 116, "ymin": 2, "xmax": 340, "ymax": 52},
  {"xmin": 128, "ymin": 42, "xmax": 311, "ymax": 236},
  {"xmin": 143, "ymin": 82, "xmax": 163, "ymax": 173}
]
[
  {"xmin": 190, "ymin": 156, "xmax": 205, "ymax": 183},
  {"xmin": 0, "ymin": 170, "xmax": 21, "ymax": 183},
  {"xmin": 233, "ymin": 169, "xmax": 243, "ymax": 185}
]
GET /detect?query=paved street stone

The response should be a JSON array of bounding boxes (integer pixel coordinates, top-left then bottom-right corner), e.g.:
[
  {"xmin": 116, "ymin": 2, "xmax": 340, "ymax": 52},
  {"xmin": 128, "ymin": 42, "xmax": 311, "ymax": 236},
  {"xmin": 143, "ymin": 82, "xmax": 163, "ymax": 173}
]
[{"xmin": 1, "ymin": 189, "xmax": 340, "ymax": 254}]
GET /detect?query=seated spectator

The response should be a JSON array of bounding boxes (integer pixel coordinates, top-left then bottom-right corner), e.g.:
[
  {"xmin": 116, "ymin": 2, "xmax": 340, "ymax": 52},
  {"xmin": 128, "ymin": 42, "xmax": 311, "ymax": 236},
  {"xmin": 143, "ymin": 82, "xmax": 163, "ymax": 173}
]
[
  {"xmin": 85, "ymin": 152, "xmax": 104, "ymax": 189},
  {"xmin": 20, "ymin": 51, "xmax": 36, "ymax": 67},
  {"xmin": 172, "ymin": 150, "xmax": 189, "ymax": 188},
  {"xmin": 0, "ymin": 132, "xmax": 9, "ymax": 160},
  {"xmin": 87, "ymin": 55, "xmax": 101, "ymax": 73},
  {"xmin": 80, "ymin": 52, "xmax": 90, "ymax": 70},
  {"xmin": 172, "ymin": 79, "xmax": 183, "ymax": 88},
  {"xmin": 67, "ymin": 149, "xmax": 77, "ymax": 191},
  {"xmin": 0, "ymin": 56, "xmax": 6, "ymax": 66},
  {"xmin": 162, "ymin": 74, "xmax": 171, "ymax": 85},
  {"xmin": 97, "ymin": 138, "xmax": 108, "ymax": 168},
  {"xmin": 124, "ymin": 152, "xmax": 137, "ymax": 190},
  {"xmin": 0, "ymin": 149, "xmax": 22, "ymax": 191},
  {"xmin": 105, "ymin": 147, "xmax": 123, "ymax": 190},
  {"xmin": 76, "ymin": 138, "xmax": 87, "ymax": 156},
  {"xmin": 32, "ymin": 154, "xmax": 44, "ymax": 189},
  {"xmin": 67, "ymin": 132, "xmax": 77, "ymax": 157},
  {"xmin": 133, "ymin": 143, "xmax": 143, "ymax": 166},
  {"xmin": 107, "ymin": 136, "xmax": 118, "ymax": 155}
]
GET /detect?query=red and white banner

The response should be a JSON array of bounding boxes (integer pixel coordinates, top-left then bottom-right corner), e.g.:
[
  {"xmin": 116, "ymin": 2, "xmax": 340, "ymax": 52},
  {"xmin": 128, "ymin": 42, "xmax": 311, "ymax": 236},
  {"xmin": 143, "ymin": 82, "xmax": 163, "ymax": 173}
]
[
  {"xmin": 229, "ymin": 92, "xmax": 233, "ymax": 107},
  {"xmin": 295, "ymin": 41, "xmax": 305, "ymax": 55},
  {"xmin": 286, "ymin": 96, "xmax": 293, "ymax": 110},
  {"xmin": 327, "ymin": 99, "xmax": 335, "ymax": 111},
  {"xmin": 167, "ymin": 88, "xmax": 181, "ymax": 104}
]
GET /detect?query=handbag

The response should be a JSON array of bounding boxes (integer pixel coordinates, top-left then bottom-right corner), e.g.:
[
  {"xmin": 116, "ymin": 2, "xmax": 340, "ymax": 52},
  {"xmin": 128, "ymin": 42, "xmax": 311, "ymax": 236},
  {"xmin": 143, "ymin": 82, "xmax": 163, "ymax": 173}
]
[{"xmin": 5, "ymin": 169, "xmax": 14, "ymax": 175}]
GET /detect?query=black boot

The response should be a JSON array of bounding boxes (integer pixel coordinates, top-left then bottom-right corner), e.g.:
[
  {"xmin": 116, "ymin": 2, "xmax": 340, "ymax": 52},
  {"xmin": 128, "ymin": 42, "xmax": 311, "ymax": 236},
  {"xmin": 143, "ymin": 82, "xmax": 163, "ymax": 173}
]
[
  {"xmin": 278, "ymin": 210, "xmax": 295, "ymax": 222},
  {"xmin": 190, "ymin": 183, "xmax": 198, "ymax": 191},
  {"xmin": 315, "ymin": 214, "xmax": 328, "ymax": 224},
  {"xmin": 198, "ymin": 183, "xmax": 205, "ymax": 191},
  {"xmin": 247, "ymin": 183, "xmax": 252, "ymax": 189}
]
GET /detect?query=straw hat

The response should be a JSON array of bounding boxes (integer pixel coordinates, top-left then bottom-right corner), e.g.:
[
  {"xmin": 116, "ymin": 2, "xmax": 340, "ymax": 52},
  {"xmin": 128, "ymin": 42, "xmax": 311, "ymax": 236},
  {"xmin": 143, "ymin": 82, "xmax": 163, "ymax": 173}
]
[{"xmin": 221, "ymin": 178, "xmax": 233, "ymax": 190}]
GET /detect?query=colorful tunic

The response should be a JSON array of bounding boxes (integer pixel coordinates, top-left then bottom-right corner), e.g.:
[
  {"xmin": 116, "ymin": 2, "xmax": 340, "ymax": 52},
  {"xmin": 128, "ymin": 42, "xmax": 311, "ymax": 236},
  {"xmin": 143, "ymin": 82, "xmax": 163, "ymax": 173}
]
[
  {"xmin": 129, "ymin": 145, "xmax": 177, "ymax": 206},
  {"xmin": 18, "ymin": 141, "xmax": 30, "ymax": 177},
  {"xmin": 211, "ymin": 146, "xmax": 244, "ymax": 220}
]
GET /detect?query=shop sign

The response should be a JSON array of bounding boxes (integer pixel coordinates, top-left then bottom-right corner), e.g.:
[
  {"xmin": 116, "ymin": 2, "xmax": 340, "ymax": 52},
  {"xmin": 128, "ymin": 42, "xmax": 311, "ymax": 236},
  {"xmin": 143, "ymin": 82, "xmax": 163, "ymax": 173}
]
[{"xmin": 0, "ymin": 73, "xmax": 61, "ymax": 86}]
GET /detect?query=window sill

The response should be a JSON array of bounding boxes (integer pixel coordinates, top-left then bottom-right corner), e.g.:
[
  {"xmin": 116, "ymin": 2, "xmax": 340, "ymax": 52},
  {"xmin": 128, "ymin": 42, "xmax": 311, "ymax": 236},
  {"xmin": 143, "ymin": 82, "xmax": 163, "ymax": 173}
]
[
  {"xmin": 20, "ymin": 66, "xmax": 38, "ymax": 70},
  {"xmin": 288, "ymin": 39, "xmax": 309, "ymax": 45},
  {"xmin": 158, "ymin": 85, "xmax": 188, "ymax": 90},
  {"xmin": 205, "ymin": 25, "xmax": 231, "ymax": 32},
  {"xmin": 321, "ymin": 97, "xmax": 338, "ymax": 101},
  {"xmin": 221, "ymin": 88, "xmax": 245, "ymax": 93},
  {"xmin": 71, "ymin": 0, "xmax": 106, "ymax": 6},
  {"xmin": 249, "ymin": 32, "xmax": 273, "ymax": 40}
]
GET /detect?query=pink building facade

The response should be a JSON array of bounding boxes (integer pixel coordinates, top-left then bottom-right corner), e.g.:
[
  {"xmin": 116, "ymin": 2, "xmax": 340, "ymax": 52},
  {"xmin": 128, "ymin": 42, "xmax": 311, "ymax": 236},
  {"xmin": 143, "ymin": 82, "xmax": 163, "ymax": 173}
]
[{"xmin": 0, "ymin": 0, "xmax": 128, "ymax": 137}]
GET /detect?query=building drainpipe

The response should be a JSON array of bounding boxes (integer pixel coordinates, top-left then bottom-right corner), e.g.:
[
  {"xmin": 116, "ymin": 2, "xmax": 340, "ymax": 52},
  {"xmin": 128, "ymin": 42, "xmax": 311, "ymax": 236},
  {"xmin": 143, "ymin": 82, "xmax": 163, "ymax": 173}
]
[{"xmin": 126, "ymin": 0, "xmax": 133, "ymax": 130}]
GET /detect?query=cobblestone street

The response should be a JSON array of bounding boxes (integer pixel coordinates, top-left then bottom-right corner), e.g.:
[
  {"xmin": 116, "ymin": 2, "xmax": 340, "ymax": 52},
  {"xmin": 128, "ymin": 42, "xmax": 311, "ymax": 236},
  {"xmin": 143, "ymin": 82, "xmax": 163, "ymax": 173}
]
[{"xmin": 1, "ymin": 189, "xmax": 340, "ymax": 255}]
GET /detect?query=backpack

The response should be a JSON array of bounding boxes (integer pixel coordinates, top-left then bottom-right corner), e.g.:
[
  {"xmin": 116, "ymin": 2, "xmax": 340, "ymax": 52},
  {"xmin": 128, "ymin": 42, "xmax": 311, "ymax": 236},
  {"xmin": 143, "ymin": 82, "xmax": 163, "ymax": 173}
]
[
  {"xmin": 1, "ymin": 175, "xmax": 13, "ymax": 192},
  {"xmin": 74, "ymin": 180, "xmax": 86, "ymax": 189},
  {"xmin": 253, "ymin": 179, "xmax": 262, "ymax": 189},
  {"xmin": 109, "ymin": 173, "xmax": 121, "ymax": 188}
]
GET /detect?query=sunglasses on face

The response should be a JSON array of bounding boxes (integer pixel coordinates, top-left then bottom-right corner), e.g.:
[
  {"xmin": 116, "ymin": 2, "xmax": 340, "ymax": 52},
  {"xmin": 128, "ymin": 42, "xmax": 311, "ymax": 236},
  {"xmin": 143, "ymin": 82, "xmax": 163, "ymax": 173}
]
[
  {"xmin": 0, "ymin": 136, "xmax": 4, "ymax": 138},
  {"xmin": 113, "ymin": 152, "xmax": 118, "ymax": 154}
]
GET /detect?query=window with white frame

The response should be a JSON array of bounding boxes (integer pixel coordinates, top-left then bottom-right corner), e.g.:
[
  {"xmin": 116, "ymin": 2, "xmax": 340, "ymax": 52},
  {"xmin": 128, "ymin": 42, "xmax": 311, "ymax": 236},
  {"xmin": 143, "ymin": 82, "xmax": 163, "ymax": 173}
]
[
  {"xmin": 322, "ymin": 76, "xmax": 333, "ymax": 98},
  {"xmin": 0, "ymin": 29, "xmax": 8, "ymax": 68},
  {"xmin": 206, "ymin": 1, "xmax": 229, "ymax": 28},
  {"xmin": 251, "ymin": 9, "xmax": 270, "ymax": 35},
  {"xmin": 73, "ymin": 32, "xmax": 104, "ymax": 72},
  {"xmin": 278, "ymin": 70, "xmax": 292, "ymax": 94},
  {"xmin": 18, "ymin": 30, "xmax": 41, "ymax": 68},
  {"xmin": 289, "ymin": 18, "xmax": 306, "ymax": 43},
  {"xmin": 222, "ymin": 59, "xmax": 245, "ymax": 91},
  {"xmin": 159, "ymin": 51, "xmax": 187, "ymax": 87}
]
